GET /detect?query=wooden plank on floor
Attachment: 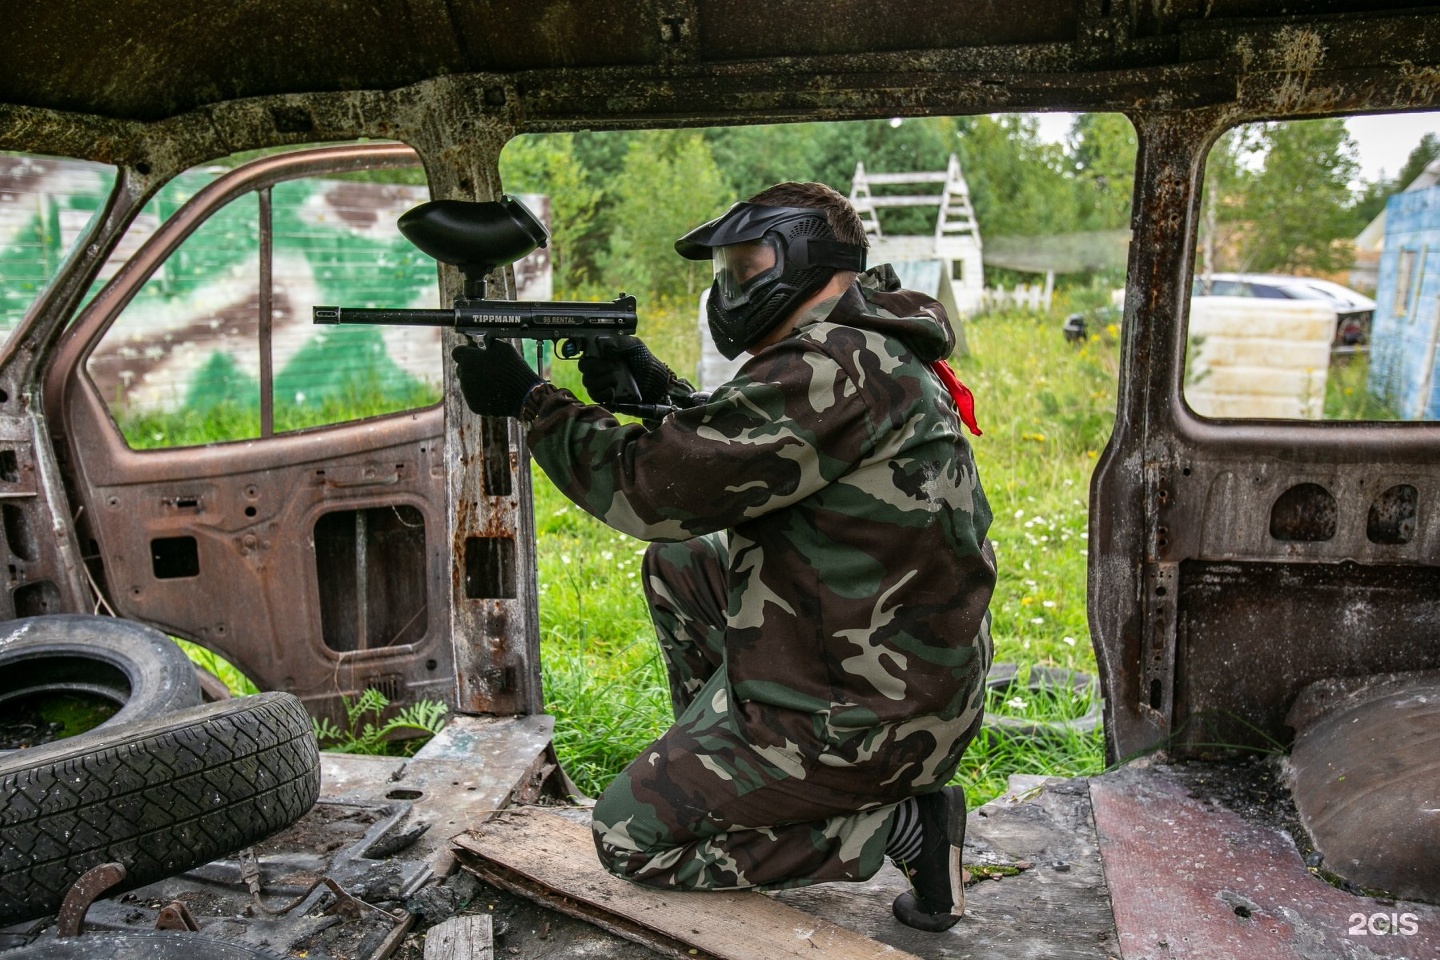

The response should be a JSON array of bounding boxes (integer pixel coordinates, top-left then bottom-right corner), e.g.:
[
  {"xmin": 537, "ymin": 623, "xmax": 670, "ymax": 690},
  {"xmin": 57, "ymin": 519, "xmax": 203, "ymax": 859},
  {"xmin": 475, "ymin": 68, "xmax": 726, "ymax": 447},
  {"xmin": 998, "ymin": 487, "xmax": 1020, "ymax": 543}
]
[
  {"xmin": 453, "ymin": 808, "xmax": 922, "ymax": 960},
  {"xmin": 424, "ymin": 914, "xmax": 493, "ymax": 960},
  {"xmin": 770, "ymin": 776, "xmax": 1120, "ymax": 959}
]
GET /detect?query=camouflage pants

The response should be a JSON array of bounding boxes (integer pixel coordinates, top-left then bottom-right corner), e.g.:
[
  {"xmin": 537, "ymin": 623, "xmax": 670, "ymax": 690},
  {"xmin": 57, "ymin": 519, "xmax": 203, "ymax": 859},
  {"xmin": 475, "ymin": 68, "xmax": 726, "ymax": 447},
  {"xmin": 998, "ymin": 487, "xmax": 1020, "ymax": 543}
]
[{"xmin": 590, "ymin": 533, "xmax": 904, "ymax": 892}]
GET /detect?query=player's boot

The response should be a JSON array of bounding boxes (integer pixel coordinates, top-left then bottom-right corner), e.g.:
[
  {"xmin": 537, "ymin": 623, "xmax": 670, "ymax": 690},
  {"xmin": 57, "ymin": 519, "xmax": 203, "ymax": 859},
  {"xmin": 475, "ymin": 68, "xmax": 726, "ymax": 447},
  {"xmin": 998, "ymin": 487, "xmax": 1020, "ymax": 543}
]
[{"xmin": 891, "ymin": 785, "xmax": 967, "ymax": 932}]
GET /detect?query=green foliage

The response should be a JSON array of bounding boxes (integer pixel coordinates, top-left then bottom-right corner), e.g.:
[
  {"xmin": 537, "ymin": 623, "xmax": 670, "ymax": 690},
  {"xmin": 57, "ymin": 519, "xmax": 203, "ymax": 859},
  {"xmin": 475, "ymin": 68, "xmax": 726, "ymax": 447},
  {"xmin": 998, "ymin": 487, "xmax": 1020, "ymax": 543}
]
[
  {"xmin": 502, "ymin": 113, "xmax": 1145, "ymax": 301},
  {"xmin": 501, "ymin": 134, "xmax": 603, "ymax": 292},
  {"xmin": 119, "ymin": 399, "xmax": 260, "ymax": 448},
  {"xmin": 1199, "ymin": 119, "xmax": 1381, "ymax": 276},
  {"xmin": 599, "ymin": 131, "xmax": 731, "ymax": 301},
  {"xmin": 173, "ymin": 638, "xmax": 260, "ymax": 696},
  {"xmin": 1351, "ymin": 131, "xmax": 1440, "ymax": 225},
  {"xmin": 985, "ymin": 667, "xmax": 1098, "ymax": 725},
  {"xmin": 1324, "ymin": 352, "xmax": 1398, "ymax": 420},
  {"xmin": 1067, "ymin": 113, "xmax": 1138, "ymax": 231},
  {"xmin": 1393, "ymin": 131, "xmax": 1440, "ymax": 192},
  {"xmin": 1237, "ymin": 120, "xmax": 1360, "ymax": 274},
  {"xmin": 114, "ymin": 369, "xmax": 438, "ymax": 448},
  {"xmin": 956, "ymin": 115, "xmax": 1078, "ymax": 239},
  {"xmin": 311, "ymin": 687, "xmax": 448, "ymax": 756}
]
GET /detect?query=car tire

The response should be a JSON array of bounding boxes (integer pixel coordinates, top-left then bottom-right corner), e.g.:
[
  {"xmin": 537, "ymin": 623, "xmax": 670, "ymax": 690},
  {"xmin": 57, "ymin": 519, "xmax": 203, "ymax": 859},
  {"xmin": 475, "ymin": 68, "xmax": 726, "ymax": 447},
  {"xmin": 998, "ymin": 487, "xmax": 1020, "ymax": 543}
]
[
  {"xmin": 982, "ymin": 663, "xmax": 1102, "ymax": 741},
  {"xmin": 0, "ymin": 616, "xmax": 203, "ymax": 751},
  {"xmin": 0, "ymin": 930, "xmax": 290, "ymax": 959},
  {"xmin": 0, "ymin": 692, "xmax": 320, "ymax": 925}
]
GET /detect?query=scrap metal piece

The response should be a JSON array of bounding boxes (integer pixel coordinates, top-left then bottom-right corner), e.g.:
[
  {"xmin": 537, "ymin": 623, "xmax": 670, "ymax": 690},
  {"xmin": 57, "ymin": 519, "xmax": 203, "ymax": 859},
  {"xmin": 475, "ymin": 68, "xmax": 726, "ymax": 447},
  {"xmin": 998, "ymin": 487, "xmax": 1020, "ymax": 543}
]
[
  {"xmin": 1092, "ymin": 762, "xmax": 1440, "ymax": 959},
  {"xmin": 321, "ymin": 878, "xmax": 407, "ymax": 926},
  {"xmin": 55, "ymin": 862, "xmax": 126, "ymax": 938},
  {"xmin": 1287, "ymin": 671, "xmax": 1440, "ymax": 904},
  {"xmin": 154, "ymin": 900, "xmax": 200, "ymax": 932}
]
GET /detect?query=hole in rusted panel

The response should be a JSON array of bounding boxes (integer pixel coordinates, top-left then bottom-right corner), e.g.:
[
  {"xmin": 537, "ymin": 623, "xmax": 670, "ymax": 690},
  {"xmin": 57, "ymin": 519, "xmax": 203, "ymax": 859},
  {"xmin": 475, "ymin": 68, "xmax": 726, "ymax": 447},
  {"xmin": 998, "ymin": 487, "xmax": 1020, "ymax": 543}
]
[
  {"xmin": 314, "ymin": 506, "xmax": 428, "ymax": 652},
  {"xmin": 1149, "ymin": 678, "xmax": 1163, "ymax": 710},
  {"xmin": 0, "ymin": 450, "xmax": 17, "ymax": 483},
  {"xmin": 3, "ymin": 505, "xmax": 37, "ymax": 563},
  {"xmin": 1366, "ymin": 484, "xmax": 1418, "ymax": 545},
  {"xmin": 151, "ymin": 536, "xmax": 199, "ymax": 579},
  {"xmin": 480, "ymin": 417, "xmax": 512, "ymax": 497},
  {"xmin": 464, "ymin": 535, "xmax": 516, "ymax": 599},
  {"xmin": 13, "ymin": 580, "xmax": 60, "ymax": 616},
  {"xmin": 1269, "ymin": 483, "xmax": 1336, "ymax": 542},
  {"xmin": 365, "ymin": 672, "xmax": 405, "ymax": 702}
]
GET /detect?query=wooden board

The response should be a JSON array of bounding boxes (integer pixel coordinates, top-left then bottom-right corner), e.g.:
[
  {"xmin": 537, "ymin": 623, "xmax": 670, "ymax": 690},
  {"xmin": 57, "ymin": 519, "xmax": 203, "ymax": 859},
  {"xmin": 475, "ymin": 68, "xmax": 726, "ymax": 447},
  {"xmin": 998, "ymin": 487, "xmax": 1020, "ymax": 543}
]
[
  {"xmin": 770, "ymin": 776, "xmax": 1120, "ymax": 959},
  {"xmin": 424, "ymin": 914, "xmax": 493, "ymax": 960},
  {"xmin": 453, "ymin": 808, "xmax": 923, "ymax": 960}
]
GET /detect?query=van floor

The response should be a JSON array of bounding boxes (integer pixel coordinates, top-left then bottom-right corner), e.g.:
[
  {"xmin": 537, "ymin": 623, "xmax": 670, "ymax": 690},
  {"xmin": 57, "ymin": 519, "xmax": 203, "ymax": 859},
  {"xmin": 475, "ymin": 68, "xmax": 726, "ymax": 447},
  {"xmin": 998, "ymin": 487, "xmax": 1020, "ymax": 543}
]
[
  {"xmin": 8, "ymin": 716, "xmax": 1436, "ymax": 960},
  {"xmin": 446, "ymin": 757, "xmax": 1440, "ymax": 960}
]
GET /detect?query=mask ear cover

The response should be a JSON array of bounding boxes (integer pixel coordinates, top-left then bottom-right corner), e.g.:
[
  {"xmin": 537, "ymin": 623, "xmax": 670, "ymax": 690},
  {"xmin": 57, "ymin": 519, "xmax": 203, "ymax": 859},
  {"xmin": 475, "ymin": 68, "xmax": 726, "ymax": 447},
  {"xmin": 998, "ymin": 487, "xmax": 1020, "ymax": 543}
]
[{"xmin": 677, "ymin": 203, "xmax": 866, "ymax": 358}]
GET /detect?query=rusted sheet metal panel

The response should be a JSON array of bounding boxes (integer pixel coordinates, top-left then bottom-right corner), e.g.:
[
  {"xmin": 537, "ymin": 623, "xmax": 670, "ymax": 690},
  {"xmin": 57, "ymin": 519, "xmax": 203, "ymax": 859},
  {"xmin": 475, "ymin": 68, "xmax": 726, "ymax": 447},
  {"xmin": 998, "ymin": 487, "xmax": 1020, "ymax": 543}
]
[
  {"xmin": 416, "ymin": 124, "xmax": 546, "ymax": 717},
  {"xmin": 1287, "ymin": 672, "xmax": 1440, "ymax": 906},
  {"xmin": 25, "ymin": 147, "xmax": 465, "ymax": 726},
  {"xmin": 696, "ymin": 0, "xmax": 1079, "ymax": 60},
  {"xmin": 1174, "ymin": 560, "xmax": 1440, "ymax": 753},
  {"xmin": 1089, "ymin": 109, "xmax": 1215, "ymax": 764},
  {"xmin": 1091, "ymin": 763, "xmax": 1440, "ymax": 960},
  {"xmin": 1, "ymin": 0, "xmax": 466, "ymax": 123},
  {"xmin": 5, "ymin": 7, "xmax": 1440, "ymax": 166},
  {"xmin": 447, "ymin": 2, "xmax": 665, "ymax": 71}
]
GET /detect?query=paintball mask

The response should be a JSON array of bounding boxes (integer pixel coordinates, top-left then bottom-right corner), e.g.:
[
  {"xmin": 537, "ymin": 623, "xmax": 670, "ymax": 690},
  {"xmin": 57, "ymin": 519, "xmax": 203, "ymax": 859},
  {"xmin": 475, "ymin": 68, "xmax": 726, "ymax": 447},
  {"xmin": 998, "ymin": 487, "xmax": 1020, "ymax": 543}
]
[{"xmin": 675, "ymin": 203, "xmax": 866, "ymax": 359}]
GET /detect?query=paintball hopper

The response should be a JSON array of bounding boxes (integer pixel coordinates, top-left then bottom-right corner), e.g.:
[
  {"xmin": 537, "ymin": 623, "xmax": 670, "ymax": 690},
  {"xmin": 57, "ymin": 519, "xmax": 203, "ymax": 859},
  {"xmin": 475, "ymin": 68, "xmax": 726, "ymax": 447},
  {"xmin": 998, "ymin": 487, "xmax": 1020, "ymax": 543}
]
[{"xmin": 398, "ymin": 195, "xmax": 550, "ymax": 295}]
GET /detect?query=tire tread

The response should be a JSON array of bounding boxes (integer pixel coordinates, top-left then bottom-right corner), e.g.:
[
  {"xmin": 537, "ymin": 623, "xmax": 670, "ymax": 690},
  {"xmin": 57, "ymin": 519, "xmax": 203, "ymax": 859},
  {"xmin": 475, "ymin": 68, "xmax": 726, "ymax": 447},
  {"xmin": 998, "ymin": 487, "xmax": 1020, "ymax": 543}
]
[{"xmin": 0, "ymin": 693, "xmax": 319, "ymax": 923}]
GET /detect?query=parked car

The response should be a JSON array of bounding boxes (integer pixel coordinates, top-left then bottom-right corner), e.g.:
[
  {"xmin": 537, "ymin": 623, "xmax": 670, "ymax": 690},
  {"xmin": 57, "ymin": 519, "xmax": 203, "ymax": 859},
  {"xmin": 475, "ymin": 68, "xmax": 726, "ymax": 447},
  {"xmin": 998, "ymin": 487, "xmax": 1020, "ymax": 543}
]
[{"xmin": 1193, "ymin": 271, "xmax": 1376, "ymax": 347}]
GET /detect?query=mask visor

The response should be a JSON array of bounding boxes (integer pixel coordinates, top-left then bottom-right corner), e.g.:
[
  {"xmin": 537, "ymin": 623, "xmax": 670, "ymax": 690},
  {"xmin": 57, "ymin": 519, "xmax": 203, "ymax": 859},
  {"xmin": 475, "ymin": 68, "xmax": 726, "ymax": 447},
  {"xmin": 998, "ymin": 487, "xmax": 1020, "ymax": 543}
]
[{"xmin": 713, "ymin": 237, "xmax": 782, "ymax": 309}]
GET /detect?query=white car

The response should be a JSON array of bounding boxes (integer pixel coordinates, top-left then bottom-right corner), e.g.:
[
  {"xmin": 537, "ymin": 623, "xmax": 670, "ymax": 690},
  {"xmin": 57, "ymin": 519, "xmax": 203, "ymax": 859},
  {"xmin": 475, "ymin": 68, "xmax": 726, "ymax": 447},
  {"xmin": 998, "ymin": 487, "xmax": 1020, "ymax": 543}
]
[{"xmin": 1193, "ymin": 271, "xmax": 1376, "ymax": 346}]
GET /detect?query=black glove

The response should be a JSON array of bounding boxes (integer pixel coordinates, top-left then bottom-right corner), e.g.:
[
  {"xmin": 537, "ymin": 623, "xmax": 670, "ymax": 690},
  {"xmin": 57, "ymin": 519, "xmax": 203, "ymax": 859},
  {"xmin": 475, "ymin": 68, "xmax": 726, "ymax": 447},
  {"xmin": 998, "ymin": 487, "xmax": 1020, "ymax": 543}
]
[
  {"xmin": 579, "ymin": 336, "xmax": 677, "ymax": 407},
  {"xmin": 451, "ymin": 341, "xmax": 542, "ymax": 418}
]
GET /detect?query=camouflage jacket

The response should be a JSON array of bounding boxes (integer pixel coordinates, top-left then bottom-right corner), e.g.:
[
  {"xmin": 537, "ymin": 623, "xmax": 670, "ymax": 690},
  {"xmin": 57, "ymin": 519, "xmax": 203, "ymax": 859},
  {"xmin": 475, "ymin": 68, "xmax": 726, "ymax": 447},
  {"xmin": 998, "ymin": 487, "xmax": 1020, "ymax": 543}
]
[{"xmin": 522, "ymin": 270, "xmax": 995, "ymax": 793}]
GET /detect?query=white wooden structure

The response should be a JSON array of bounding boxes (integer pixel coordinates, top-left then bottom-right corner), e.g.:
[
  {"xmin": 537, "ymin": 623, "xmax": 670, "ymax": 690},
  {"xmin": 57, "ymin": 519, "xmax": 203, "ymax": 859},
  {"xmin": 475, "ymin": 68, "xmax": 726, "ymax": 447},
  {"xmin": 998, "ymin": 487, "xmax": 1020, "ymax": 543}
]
[{"xmin": 849, "ymin": 153, "xmax": 985, "ymax": 317}]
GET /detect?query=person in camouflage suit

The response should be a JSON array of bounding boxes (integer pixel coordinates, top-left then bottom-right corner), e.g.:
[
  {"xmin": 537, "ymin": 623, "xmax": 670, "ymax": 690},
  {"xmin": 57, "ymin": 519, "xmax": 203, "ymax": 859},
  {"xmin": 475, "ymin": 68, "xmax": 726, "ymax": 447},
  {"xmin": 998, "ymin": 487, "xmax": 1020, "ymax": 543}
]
[{"xmin": 453, "ymin": 182, "xmax": 995, "ymax": 931}]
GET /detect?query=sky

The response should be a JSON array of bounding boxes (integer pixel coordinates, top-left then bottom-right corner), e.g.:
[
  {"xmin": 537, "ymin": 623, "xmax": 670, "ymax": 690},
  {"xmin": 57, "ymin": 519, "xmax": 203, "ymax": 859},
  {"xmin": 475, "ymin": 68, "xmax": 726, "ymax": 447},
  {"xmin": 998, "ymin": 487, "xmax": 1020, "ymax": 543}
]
[{"xmin": 1032, "ymin": 110, "xmax": 1440, "ymax": 188}]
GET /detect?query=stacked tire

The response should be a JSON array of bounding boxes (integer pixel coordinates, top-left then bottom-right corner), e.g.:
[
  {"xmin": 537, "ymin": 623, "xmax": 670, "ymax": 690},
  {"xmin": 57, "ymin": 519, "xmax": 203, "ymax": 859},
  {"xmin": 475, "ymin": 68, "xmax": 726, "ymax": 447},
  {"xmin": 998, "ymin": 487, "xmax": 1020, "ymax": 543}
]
[{"xmin": 0, "ymin": 617, "xmax": 320, "ymax": 926}]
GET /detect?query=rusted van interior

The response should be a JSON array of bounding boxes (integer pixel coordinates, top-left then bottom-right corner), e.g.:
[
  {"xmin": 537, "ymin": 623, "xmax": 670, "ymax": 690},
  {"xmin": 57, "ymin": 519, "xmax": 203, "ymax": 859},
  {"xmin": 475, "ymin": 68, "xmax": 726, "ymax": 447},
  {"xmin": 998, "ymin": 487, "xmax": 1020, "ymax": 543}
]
[{"xmin": 1, "ymin": 3, "xmax": 1437, "ymax": 958}]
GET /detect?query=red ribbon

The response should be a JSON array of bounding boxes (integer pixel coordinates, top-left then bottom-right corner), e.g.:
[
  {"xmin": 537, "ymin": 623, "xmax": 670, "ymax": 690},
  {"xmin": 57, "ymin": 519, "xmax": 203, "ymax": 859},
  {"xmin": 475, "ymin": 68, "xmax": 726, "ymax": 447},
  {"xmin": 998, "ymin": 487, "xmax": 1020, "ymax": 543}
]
[{"xmin": 929, "ymin": 360, "xmax": 982, "ymax": 436}]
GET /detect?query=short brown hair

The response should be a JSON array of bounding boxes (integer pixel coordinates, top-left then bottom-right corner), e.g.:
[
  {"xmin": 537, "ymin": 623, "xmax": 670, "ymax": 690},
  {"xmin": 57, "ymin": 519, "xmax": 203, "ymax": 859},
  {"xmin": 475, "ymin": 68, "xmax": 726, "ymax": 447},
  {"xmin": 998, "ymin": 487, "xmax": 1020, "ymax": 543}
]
[{"xmin": 747, "ymin": 181, "xmax": 868, "ymax": 248}]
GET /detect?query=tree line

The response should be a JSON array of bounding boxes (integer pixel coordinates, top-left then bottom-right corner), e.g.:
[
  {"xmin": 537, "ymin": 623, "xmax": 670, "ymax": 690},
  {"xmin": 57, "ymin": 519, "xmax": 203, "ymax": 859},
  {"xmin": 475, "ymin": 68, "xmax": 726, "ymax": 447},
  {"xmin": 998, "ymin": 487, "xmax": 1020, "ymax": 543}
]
[{"xmin": 497, "ymin": 114, "xmax": 1435, "ymax": 301}]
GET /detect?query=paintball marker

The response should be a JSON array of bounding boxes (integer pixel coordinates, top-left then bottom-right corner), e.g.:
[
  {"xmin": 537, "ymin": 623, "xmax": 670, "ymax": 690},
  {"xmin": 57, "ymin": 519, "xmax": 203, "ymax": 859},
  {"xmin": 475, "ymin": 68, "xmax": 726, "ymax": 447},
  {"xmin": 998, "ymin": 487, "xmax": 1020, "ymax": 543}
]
[{"xmin": 313, "ymin": 195, "xmax": 671, "ymax": 419}]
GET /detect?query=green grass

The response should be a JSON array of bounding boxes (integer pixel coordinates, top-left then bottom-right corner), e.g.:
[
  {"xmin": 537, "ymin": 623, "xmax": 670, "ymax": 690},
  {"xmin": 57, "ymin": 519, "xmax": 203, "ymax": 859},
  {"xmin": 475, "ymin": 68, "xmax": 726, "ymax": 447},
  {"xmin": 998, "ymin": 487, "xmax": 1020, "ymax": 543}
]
[
  {"xmin": 1324, "ymin": 350, "xmax": 1398, "ymax": 420},
  {"xmin": 115, "ymin": 380, "xmax": 440, "ymax": 449}
]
